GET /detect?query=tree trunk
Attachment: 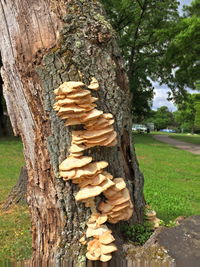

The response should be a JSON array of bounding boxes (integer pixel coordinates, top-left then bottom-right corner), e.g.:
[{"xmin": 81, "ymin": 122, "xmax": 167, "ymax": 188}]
[
  {"xmin": 2, "ymin": 166, "xmax": 28, "ymax": 210},
  {"xmin": 0, "ymin": 0, "xmax": 145, "ymax": 264}
]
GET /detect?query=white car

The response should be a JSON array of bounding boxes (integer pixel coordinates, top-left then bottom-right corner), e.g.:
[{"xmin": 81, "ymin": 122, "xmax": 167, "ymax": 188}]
[{"xmin": 132, "ymin": 124, "xmax": 147, "ymax": 133}]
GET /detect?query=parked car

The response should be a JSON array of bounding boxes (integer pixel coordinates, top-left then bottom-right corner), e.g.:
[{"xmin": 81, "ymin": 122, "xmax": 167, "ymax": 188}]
[
  {"xmin": 159, "ymin": 129, "xmax": 176, "ymax": 133},
  {"xmin": 132, "ymin": 124, "xmax": 148, "ymax": 133}
]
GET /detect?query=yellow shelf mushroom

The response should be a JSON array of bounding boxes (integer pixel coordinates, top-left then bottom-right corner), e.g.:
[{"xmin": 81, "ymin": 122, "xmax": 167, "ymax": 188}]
[{"xmin": 53, "ymin": 78, "xmax": 134, "ymax": 262}]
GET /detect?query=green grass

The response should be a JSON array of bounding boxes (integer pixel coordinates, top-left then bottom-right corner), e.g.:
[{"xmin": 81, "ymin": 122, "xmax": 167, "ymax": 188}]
[
  {"xmin": 0, "ymin": 137, "xmax": 32, "ymax": 261},
  {"xmin": 1, "ymin": 134, "xmax": 200, "ymax": 260},
  {"xmin": 134, "ymin": 133, "xmax": 200, "ymax": 223}
]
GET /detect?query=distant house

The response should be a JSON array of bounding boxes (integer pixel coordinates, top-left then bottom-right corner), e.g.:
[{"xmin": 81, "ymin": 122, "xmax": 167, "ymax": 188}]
[{"xmin": 146, "ymin": 123, "xmax": 155, "ymax": 131}]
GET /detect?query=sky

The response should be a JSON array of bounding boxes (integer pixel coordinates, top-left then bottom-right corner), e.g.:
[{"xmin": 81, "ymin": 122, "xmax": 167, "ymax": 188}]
[{"xmin": 152, "ymin": 0, "xmax": 193, "ymax": 111}]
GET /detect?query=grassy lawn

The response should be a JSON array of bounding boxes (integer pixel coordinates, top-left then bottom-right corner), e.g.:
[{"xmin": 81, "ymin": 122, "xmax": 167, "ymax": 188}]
[
  {"xmin": 134, "ymin": 133, "xmax": 200, "ymax": 223},
  {"xmin": 169, "ymin": 134, "xmax": 200, "ymax": 145},
  {"xmin": 1, "ymin": 134, "xmax": 200, "ymax": 260},
  {"xmin": 0, "ymin": 137, "xmax": 32, "ymax": 261}
]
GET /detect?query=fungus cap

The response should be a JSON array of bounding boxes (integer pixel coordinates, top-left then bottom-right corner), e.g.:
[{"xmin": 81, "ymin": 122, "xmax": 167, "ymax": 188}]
[
  {"xmin": 81, "ymin": 109, "xmax": 103, "ymax": 122},
  {"xmin": 86, "ymin": 252, "xmax": 99, "ymax": 261},
  {"xmin": 99, "ymin": 231, "xmax": 115, "ymax": 245},
  {"xmin": 84, "ymin": 133, "xmax": 114, "ymax": 145},
  {"xmin": 103, "ymin": 188, "xmax": 120, "ymax": 199},
  {"xmin": 111, "ymin": 201, "xmax": 130, "ymax": 212},
  {"xmin": 91, "ymin": 173, "xmax": 107, "ymax": 186},
  {"xmin": 81, "ymin": 126, "xmax": 114, "ymax": 139},
  {"xmin": 75, "ymin": 185, "xmax": 103, "ymax": 201},
  {"xmin": 100, "ymin": 254, "xmax": 112, "ymax": 262},
  {"xmin": 56, "ymin": 81, "xmax": 85, "ymax": 94},
  {"xmin": 86, "ymin": 225, "xmax": 108, "ymax": 238},
  {"xmin": 73, "ymin": 161, "xmax": 109, "ymax": 179},
  {"xmin": 88, "ymin": 77, "xmax": 99, "ymax": 90},
  {"xmin": 58, "ymin": 105, "xmax": 86, "ymax": 113},
  {"xmin": 100, "ymin": 178, "xmax": 115, "ymax": 191},
  {"xmin": 102, "ymin": 113, "xmax": 113, "ymax": 119},
  {"xmin": 98, "ymin": 201, "xmax": 114, "ymax": 213},
  {"xmin": 59, "ymin": 169, "xmax": 76, "ymax": 179},
  {"xmin": 59, "ymin": 156, "xmax": 92, "ymax": 171},
  {"xmin": 70, "ymin": 144, "xmax": 86, "ymax": 153},
  {"xmin": 112, "ymin": 178, "xmax": 126, "ymax": 191},
  {"xmin": 98, "ymin": 131, "xmax": 117, "ymax": 146},
  {"xmin": 67, "ymin": 89, "xmax": 91, "ymax": 99},
  {"xmin": 109, "ymin": 188, "xmax": 131, "ymax": 206},
  {"xmin": 100, "ymin": 243, "xmax": 117, "ymax": 254},
  {"xmin": 88, "ymin": 213, "xmax": 108, "ymax": 225}
]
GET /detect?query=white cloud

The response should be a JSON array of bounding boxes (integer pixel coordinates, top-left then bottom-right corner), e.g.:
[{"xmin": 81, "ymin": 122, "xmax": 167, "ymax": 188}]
[
  {"xmin": 152, "ymin": 86, "xmax": 177, "ymax": 112},
  {"xmin": 179, "ymin": 0, "xmax": 193, "ymax": 13}
]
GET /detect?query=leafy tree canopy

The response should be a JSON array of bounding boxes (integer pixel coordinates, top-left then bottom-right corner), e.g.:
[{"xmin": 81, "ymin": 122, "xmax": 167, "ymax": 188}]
[
  {"xmin": 174, "ymin": 93, "xmax": 200, "ymax": 133},
  {"xmin": 101, "ymin": 0, "xmax": 180, "ymax": 122},
  {"xmin": 150, "ymin": 106, "xmax": 174, "ymax": 130},
  {"xmin": 101, "ymin": 0, "xmax": 200, "ymax": 120}
]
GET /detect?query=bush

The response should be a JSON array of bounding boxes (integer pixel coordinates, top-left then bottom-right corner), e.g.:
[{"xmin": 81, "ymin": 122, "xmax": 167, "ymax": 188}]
[{"xmin": 121, "ymin": 222, "xmax": 153, "ymax": 245}]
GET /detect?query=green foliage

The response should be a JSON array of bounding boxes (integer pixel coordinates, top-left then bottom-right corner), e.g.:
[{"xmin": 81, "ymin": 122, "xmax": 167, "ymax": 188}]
[
  {"xmin": 134, "ymin": 133, "xmax": 200, "ymax": 222},
  {"xmin": 194, "ymin": 100, "xmax": 200, "ymax": 132},
  {"xmin": 174, "ymin": 93, "xmax": 200, "ymax": 133},
  {"xmin": 101, "ymin": 0, "xmax": 180, "ymax": 121},
  {"xmin": 101, "ymin": 0, "xmax": 200, "ymax": 120},
  {"xmin": 183, "ymin": 0, "xmax": 200, "ymax": 17},
  {"xmin": 160, "ymin": 220, "xmax": 177, "ymax": 227},
  {"xmin": 195, "ymin": 80, "xmax": 200, "ymax": 90},
  {"xmin": 121, "ymin": 222, "xmax": 153, "ymax": 245},
  {"xmin": 152, "ymin": 106, "xmax": 174, "ymax": 130},
  {"xmin": 145, "ymin": 106, "xmax": 174, "ymax": 130},
  {"xmin": 163, "ymin": 14, "xmax": 200, "ymax": 95}
]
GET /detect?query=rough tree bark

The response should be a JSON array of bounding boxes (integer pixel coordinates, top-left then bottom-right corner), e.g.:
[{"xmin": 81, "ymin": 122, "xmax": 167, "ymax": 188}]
[{"xmin": 0, "ymin": 0, "xmax": 145, "ymax": 264}]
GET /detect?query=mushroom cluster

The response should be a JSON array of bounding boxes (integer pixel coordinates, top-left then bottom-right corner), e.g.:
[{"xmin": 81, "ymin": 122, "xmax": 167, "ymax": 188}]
[
  {"xmin": 98, "ymin": 178, "xmax": 133, "ymax": 224},
  {"xmin": 54, "ymin": 80, "xmax": 117, "ymax": 151},
  {"xmin": 53, "ymin": 79, "xmax": 134, "ymax": 262},
  {"xmin": 85, "ymin": 213, "xmax": 117, "ymax": 262},
  {"xmin": 145, "ymin": 207, "xmax": 161, "ymax": 229}
]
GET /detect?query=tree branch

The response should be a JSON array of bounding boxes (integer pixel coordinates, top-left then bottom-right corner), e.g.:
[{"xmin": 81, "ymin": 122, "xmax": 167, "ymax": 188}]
[
  {"xmin": 129, "ymin": 0, "xmax": 148, "ymax": 76},
  {"xmin": 135, "ymin": 0, "xmax": 143, "ymax": 10}
]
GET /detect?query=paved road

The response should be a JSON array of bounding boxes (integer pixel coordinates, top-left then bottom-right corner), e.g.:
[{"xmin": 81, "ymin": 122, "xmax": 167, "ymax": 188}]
[{"xmin": 153, "ymin": 135, "xmax": 200, "ymax": 155}]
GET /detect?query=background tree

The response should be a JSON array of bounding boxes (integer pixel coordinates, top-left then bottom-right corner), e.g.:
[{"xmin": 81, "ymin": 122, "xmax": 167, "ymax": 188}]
[
  {"xmin": 160, "ymin": 0, "xmax": 200, "ymax": 103},
  {"xmin": 174, "ymin": 93, "xmax": 200, "ymax": 133},
  {"xmin": 101, "ymin": 0, "xmax": 200, "ymax": 120},
  {"xmin": 147, "ymin": 106, "xmax": 174, "ymax": 130},
  {"xmin": 101, "ymin": 0, "xmax": 180, "ymax": 121},
  {"xmin": 0, "ymin": 0, "xmax": 145, "ymax": 263},
  {"xmin": 173, "ymin": 109, "xmax": 194, "ymax": 133},
  {"xmin": 193, "ymin": 95, "xmax": 200, "ymax": 132}
]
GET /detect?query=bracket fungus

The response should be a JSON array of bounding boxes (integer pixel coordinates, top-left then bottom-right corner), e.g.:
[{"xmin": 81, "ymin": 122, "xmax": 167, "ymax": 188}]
[{"xmin": 53, "ymin": 78, "xmax": 134, "ymax": 262}]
